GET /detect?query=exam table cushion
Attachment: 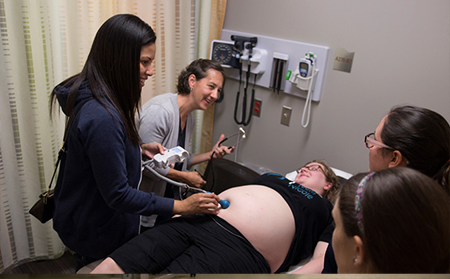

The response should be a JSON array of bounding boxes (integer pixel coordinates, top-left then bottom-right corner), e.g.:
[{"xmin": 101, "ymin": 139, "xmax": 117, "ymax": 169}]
[
  {"xmin": 202, "ymin": 158, "xmax": 260, "ymax": 194},
  {"xmin": 203, "ymin": 159, "xmax": 352, "ymax": 194}
]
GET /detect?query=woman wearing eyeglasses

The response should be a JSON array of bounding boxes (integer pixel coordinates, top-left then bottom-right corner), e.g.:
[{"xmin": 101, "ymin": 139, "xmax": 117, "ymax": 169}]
[
  {"xmin": 323, "ymin": 105, "xmax": 450, "ymax": 273},
  {"xmin": 91, "ymin": 160, "xmax": 341, "ymax": 274},
  {"xmin": 294, "ymin": 160, "xmax": 341, "ymax": 205},
  {"xmin": 365, "ymin": 105, "xmax": 450, "ymax": 189}
]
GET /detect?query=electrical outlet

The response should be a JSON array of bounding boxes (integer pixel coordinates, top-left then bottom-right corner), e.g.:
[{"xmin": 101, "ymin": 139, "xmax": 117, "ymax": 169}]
[
  {"xmin": 253, "ymin": 98, "xmax": 262, "ymax": 117},
  {"xmin": 281, "ymin": 106, "xmax": 292, "ymax": 126}
]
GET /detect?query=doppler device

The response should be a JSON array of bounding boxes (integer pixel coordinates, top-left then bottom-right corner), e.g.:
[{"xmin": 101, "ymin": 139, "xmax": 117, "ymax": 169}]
[
  {"xmin": 152, "ymin": 146, "xmax": 189, "ymax": 168},
  {"xmin": 143, "ymin": 147, "xmax": 230, "ymax": 209}
]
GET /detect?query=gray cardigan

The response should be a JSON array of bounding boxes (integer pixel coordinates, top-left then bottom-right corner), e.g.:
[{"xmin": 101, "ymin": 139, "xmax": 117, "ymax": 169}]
[{"xmin": 137, "ymin": 93, "xmax": 195, "ymax": 226}]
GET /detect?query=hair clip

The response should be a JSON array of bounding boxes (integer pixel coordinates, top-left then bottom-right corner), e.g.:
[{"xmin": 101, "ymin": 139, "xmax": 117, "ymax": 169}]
[{"xmin": 355, "ymin": 172, "xmax": 375, "ymax": 233}]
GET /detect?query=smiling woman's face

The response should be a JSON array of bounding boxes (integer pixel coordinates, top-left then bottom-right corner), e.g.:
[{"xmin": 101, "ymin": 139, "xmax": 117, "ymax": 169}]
[
  {"xmin": 139, "ymin": 43, "xmax": 156, "ymax": 88},
  {"xmin": 294, "ymin": 163, "xmax": 330, "ymax": 195},
  {"xmin": 189, "ymin": 69, "xmax": 223, "ymax": 110}
]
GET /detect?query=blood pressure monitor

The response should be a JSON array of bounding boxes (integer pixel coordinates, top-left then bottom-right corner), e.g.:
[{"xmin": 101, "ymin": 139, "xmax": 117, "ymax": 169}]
[{"xmin": 210, "ymin": 40, "xmax": 235, "ymax": 67}]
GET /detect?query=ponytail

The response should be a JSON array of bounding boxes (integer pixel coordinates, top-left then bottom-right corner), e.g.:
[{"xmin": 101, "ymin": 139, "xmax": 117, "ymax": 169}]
[{"xmin": 433, "ymin": 160, "xmax": 450, "ymax": 196}]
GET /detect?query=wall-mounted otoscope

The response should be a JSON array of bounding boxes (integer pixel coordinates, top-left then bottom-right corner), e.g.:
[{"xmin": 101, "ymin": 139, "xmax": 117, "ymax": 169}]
[
  {"xmin": 231, "ymin": 35, "xmax": 258, "ymax": 126},
  {"xmin": 231, "ymin": 35, "xmax": 257, "ymax": 54},
  {"xmin": 230, "ymin": 35, "xmax": 257, "ymax": 70}
]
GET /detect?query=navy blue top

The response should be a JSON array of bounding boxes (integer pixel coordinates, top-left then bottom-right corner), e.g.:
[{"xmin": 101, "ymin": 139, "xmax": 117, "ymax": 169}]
[{"xmin": 53, "ymin": 81, "xmax": 174, "ymax": 259}]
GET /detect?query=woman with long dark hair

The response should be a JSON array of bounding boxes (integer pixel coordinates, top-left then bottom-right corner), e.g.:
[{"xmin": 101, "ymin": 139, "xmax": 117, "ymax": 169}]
[
  {"xmin": 323, "ymin": 105, "xmax": 450, "ymax": 273},
  {"xmin": 50, "ymin": 14, "xmax": 221, "ymax": 269},
  {"xmin": 333, "ymin": 168, "xmax": 449, "ymax": 273}
]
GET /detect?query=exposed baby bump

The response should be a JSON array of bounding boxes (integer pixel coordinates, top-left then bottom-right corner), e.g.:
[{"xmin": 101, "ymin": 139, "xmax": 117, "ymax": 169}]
[
  {"xmin": 218, "ymin": 185, "xmax": 294, "ymax": 233},
  {"xmin": 219, "ymin": 186, "xmax": 266, "ymax": 211},
  {"xmin": 217, "ymin": 185, "xmax": 295, "ymax": 272},
  {"xmin": 219, "ymin": 185, "xmax": 291, "ymax": 212}
]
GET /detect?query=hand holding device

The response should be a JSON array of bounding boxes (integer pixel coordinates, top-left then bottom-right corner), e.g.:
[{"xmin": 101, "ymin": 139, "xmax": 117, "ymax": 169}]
[
  {"xmin": 152, "ymin": 146, "xmax": 189, "ymax": 168},
  {"xmin": 143, "ymin": 147, "xmax": 230, "ymax": 209}
]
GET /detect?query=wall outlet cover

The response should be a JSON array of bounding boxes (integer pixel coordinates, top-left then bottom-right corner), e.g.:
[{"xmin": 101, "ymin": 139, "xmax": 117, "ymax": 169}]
[{"xmin": 253, "ymin": 98, "xmax": 262, "ymax": 117}]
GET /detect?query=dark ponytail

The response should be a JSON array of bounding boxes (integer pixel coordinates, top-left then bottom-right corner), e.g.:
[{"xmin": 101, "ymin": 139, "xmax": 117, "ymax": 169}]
[{"xmin": 382, "ymin": 105, "xmax": 450, "ymax": 193}]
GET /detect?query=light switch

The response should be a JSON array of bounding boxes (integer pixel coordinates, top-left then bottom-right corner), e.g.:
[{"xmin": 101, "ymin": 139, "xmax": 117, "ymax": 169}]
[{"xmin": 281, "ymin": 106, "xmax": 292, "ymax": 126}]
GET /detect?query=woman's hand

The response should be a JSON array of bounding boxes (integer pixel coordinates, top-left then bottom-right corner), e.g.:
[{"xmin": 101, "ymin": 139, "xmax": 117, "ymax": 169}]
[
  {"xmin": 182, "ymin": 171, "xmax": 206, "ymax": 188},
  {"xmin": 211, "ymin": 134, "xmax": 235, "ymax": 159},
  {"xmin": 167, "ymin": 169, "xmax": 206, "ymax": 188},
  {"xmin": 141, "ymin": 142, "xmax": 166, "ymax": 159},
  {"xmin": 172, "ymin": 192, "xmax": 221, "ymax": 215}
]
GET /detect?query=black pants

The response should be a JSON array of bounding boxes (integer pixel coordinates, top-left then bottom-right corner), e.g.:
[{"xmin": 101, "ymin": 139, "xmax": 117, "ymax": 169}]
[
  {"xmin": 321, "ymin": 241, "xmax": 337, "ymax": 273},
  {"xmin": 71, "ymin": 251, "xmax": 99, "ymax": 272},
  {"xmin": 110, "ymin": 215, "xmax": 270, "ymax": 274}
]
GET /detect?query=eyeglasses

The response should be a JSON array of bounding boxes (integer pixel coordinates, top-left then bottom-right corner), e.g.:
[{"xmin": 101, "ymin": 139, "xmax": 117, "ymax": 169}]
[
  {"xmin": 296, "ymin": 165, "xmax": 326, "ymax": 176},
  {"xmin": 364, "ymin": 132, "xmax": 393, "ymax": 149}
]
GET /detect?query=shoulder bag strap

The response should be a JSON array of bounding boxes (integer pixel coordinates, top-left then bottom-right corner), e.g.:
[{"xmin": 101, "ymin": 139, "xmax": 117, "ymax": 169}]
[{"xmin": 47, "ymin": 97, "xmax": 93, "ymax": 191}]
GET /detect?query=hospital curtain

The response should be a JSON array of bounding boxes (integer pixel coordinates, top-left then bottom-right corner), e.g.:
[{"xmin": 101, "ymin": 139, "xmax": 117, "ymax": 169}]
[{"xmin": 0, "ymin": 0, "xmax": 199, "ymax": 273}]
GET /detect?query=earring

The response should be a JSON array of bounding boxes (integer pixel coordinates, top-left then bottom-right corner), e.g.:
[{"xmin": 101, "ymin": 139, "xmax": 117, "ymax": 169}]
[
  {"xmin": 190, "ymin": 87, "xmax": 193, "ymax": 91},
  {"xmin": 353, "ymin": 258, "xmax": 358, "ymax": 263}
]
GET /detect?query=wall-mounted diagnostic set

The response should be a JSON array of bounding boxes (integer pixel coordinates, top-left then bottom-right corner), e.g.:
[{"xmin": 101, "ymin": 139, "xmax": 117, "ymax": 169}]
[
  {"xmin": 211, "ymin": 36, "xmax": 264, "ymax": 126},
  {"xmin": 210, "ymin": 29, "xmax": 329, "ymax": 128}
]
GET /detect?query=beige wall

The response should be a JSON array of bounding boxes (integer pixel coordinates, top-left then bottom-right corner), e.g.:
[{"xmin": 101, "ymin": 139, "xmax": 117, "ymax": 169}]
[{"xmin": 212, "ymin": 0, "xmax": 450, "ymax": 175}]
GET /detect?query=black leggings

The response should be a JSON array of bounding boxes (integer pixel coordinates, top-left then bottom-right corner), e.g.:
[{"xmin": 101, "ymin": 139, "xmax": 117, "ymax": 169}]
[{"xmin": 110, "ymin": 214, "xmax": 270, "ymax": 274}]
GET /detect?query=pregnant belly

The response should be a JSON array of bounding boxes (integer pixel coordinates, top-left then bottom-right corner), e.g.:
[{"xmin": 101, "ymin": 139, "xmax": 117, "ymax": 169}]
[{"xmin": 217, "ymin": 185, "xmax": 295, "ymax": 273}]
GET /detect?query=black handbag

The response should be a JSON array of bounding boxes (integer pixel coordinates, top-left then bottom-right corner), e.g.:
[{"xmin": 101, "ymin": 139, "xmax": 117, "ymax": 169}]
[
  {"xmin": 29, "ymin": 98, "xmax": 91, "ymax": 223},
  {"xmin": 28, "ymin": 177, "xmax": 56, "ymax": 223}
]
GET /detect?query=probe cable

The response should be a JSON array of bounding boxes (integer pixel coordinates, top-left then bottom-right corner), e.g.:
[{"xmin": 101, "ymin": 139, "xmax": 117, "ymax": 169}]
[{"xmin": 142, "ymin": 160, "xmax": 229, "ymax": 209}]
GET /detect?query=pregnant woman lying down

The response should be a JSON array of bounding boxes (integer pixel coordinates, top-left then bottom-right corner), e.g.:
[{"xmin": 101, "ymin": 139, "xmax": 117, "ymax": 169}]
[{"xmin": 92, "ymin": 159, "xmax": 341, "ymax": 274}]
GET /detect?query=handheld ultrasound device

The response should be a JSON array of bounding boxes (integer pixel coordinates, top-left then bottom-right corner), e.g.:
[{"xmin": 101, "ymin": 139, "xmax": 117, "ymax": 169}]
[
  {"xmin": 144, "ymin": 147, "xmax": 229, "ymax": 209},
  {"xmin": 152, "ymin": 146, "xmax": 189, "ymax": 168}
]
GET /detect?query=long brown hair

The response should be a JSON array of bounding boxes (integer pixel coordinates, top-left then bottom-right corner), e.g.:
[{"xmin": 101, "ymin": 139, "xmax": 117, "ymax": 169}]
[
  {"xmin": 50, "ymin": 14, "xmax": 156, "ymax": 145},
  {"xmin": 338, "ymin": 168, "xmax": 450, "ymax": 273},
  {"xmin": 382, "ymin": 105, "xmax": 450, "ymax": 194}
]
